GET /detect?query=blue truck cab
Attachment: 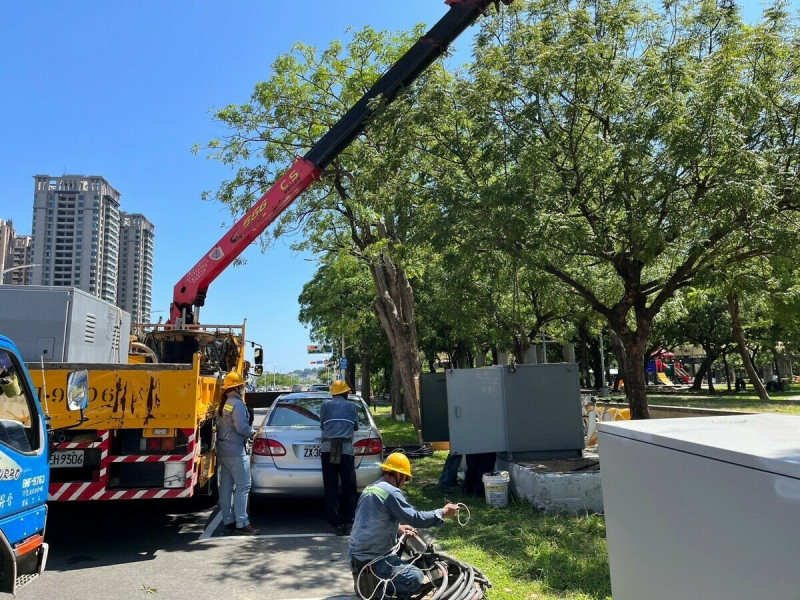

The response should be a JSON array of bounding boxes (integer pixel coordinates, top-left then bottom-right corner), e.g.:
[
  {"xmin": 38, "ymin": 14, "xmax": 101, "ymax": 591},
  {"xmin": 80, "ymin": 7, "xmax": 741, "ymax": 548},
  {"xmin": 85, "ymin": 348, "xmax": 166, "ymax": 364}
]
[{"xmin": 0, "ymin": 335, "xmax": 73, "ymax": 594}]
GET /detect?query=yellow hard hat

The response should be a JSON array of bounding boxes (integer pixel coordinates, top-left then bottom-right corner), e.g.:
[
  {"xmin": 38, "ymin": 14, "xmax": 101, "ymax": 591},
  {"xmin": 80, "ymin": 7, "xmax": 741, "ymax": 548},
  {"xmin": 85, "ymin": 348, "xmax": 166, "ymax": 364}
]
[
  {"xmin": 222, "ymin": 371, "xmax": 244, "ymax": 390},
  {"xmin": 330, "ymin": 379, "xmax": 351, "ymax": 396},
  {"xmin": 381, "ymin": 452, "xmax": 412, "ymax": 478}
]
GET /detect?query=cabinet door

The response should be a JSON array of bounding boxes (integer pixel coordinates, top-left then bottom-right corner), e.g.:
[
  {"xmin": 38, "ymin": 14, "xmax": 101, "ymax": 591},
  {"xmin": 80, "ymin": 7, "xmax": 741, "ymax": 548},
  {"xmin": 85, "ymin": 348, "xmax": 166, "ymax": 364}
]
[
  {"xmin": 446, "ymin": 368, "xmax": 506, "ymax": 454},
  {"xmin": 503, "ymin": 364, "xmax": 583, "ymax": 452},
  {"xmin": 420, "ymin": 373, "xmax": 449, "ymax": 442}
]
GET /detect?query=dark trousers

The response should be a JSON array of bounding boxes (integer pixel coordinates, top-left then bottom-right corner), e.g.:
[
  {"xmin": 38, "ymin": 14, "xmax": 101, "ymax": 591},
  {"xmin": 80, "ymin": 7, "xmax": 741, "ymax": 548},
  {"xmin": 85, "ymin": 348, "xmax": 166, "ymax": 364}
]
[
  {"xmin": 438, "ymin": 452, "xmax": 461, "ymax": 488},
  {"xmin": 462, "ymin": 452, "xmax": 497, "ymax": 497},
  {"xmin": 321, "ymin": 452, "xmax": 357, "ymax": 527}
]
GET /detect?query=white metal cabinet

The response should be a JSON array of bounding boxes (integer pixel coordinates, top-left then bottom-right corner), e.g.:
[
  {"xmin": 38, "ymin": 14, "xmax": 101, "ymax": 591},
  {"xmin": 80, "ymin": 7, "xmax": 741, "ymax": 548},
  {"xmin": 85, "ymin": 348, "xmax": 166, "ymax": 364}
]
[{"xmin": 598, "ymin": 414, "xmax": 800, "ymax": 600}]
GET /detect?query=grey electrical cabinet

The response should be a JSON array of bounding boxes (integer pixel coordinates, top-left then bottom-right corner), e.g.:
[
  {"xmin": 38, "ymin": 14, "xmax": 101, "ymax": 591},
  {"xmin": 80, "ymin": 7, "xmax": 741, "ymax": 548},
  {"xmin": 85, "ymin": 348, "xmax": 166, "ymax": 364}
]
[
  {"xmin": 0, "ymin": 285, "xmax": 130, "ymax": 363},
  {"xmin": 446, "ymin": 363, "xmax": 583, "ymax": 459},
  {"xmin": 420, "ymin": 372, "xmax": 449, "ymax": 442},
  {"xmin": 599, "ymin": 414, "xmax": 800, "ymax": 600}
]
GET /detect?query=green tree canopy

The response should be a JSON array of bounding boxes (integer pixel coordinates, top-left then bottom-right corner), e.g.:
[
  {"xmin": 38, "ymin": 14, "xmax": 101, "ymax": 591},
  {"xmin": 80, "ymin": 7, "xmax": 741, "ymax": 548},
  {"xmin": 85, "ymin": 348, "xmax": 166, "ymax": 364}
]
[{"xmin": 446, "ymin": 0, "xmax": 800, "ymax": 417}]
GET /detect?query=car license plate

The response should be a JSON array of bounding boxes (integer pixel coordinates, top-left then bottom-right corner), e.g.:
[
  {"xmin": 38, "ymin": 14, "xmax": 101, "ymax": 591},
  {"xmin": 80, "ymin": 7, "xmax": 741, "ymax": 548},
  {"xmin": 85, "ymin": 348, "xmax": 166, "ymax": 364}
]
[
  {"xmin": 49, "ymin": 450, "xmax": 85, "ymax": 468},
  {"xmin": 303, "ymin": 445, "xmax": 321, "ymax": 458}
]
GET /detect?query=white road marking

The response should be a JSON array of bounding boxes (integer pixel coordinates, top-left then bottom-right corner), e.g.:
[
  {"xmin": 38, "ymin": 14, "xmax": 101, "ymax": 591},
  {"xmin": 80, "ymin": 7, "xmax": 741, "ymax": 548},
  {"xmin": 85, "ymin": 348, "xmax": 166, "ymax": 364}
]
[
  {"xmin": 195, "ymin": 530, "xmax": 340, "ymax": 542},
  {"xmin": 197, "ymin": 509, "xmax": 340, "ymax": 541},
  {"xmin": 198, "ymin": 509, "xmax": 222, "ymax": 540}
]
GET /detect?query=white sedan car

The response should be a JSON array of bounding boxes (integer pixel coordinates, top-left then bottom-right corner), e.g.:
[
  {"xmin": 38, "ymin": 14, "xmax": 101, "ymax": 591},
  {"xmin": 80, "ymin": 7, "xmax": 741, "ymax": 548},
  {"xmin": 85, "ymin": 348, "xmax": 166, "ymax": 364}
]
[{"xmin": 250, "ymin": 392, "xmax": 384, "ymax": 497}]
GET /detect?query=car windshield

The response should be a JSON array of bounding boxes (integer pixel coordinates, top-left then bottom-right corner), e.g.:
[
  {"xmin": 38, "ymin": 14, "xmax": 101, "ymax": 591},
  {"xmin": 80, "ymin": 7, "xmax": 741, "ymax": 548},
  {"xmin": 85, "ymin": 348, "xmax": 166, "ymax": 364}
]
[{"xmin": 268, "ymin": 396, "xmax": 370, "ymax": 428}]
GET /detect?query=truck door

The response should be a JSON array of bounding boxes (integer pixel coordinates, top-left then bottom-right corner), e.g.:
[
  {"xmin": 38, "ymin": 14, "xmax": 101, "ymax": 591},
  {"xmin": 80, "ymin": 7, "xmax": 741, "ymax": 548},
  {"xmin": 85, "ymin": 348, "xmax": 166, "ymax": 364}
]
[{"xmin": 0, "ymin": 343, "xmax": 49, "ymax": 593}]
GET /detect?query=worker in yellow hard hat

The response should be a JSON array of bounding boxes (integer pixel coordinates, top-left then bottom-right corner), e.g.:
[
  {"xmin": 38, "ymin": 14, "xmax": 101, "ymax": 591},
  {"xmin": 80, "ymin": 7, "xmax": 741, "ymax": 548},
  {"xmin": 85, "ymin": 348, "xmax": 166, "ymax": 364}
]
[
  {"xmin": 348, "ymin": 452, "xmax": 459, "ymax": 599},
  {"xmin": 320, "ymin": 379, "xmax": 359, "ymax": 536},
  {"xmin": 216, "ymin": 371, "xmax": 259, "ymax": 536}
]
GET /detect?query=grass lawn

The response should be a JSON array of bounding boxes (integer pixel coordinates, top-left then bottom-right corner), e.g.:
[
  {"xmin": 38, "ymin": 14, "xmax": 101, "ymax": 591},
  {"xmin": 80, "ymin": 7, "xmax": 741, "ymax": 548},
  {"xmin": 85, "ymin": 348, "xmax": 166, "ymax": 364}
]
[
  {"xmin": 369, "ymin": 390, "xmax": 800, "ymax": 599},
  {"xmin": 639, "ymin": 385, "xmax": 800, "ymax": 415},
  {"xmin": 371, "ymin": 406, "xmax": 612, "ymax": 600}
]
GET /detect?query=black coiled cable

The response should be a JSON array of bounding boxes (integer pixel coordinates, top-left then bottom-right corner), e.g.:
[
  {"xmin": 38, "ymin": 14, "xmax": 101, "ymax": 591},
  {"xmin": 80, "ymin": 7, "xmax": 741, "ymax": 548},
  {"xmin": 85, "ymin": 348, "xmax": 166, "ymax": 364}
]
[
  {"xmin": 355, "ymin": 532, "xmax": 491, "ymax": 600},
  {"xmin": 383, "ymin": 444, "xmax": 434, "ymax": 459}
]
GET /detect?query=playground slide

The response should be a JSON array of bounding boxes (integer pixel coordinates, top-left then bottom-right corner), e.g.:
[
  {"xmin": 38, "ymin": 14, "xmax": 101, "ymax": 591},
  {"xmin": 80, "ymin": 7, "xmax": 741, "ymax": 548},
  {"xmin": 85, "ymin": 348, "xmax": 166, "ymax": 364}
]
[
  {"xmin": 674, "ymin": 365, "xmax": 691, "ymax": 383},
  {"xmin": 657, "ymin": 372, "xmax": 675, "ymax": 386}
]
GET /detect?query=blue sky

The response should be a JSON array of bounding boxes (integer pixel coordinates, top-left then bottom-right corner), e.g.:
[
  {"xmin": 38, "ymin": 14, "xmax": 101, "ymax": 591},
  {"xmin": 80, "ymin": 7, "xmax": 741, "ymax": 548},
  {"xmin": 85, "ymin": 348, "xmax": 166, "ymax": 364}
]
[
  {"xmin": 0, "ymin": 1, "xmax": 459, "ymax": 373},
  {"xmin": 0, "ymin": 1, "xmax": 793, "ymax": 373}
]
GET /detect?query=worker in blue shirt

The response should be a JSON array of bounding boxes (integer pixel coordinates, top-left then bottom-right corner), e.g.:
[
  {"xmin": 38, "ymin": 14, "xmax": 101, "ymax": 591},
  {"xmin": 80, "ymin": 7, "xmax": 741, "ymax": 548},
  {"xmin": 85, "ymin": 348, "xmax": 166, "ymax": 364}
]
[
  {"xmin": 216, "ymin": 371, "xmax": 259, "ymax": 535},
  {"xmin": 320, "ymin": 379, "xmax": 359, "ymax": 535},
  {"xmin": 348, "ymin": 452, "xmax": 459, "ymax": 599}
]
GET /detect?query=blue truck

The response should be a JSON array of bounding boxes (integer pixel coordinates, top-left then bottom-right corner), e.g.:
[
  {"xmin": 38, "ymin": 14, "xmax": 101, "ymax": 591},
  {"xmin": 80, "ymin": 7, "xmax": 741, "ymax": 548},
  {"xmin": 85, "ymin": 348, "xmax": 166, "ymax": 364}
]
[{"xmin": 0, "ymin": 335, "xmax": 87, "ymax": 593}]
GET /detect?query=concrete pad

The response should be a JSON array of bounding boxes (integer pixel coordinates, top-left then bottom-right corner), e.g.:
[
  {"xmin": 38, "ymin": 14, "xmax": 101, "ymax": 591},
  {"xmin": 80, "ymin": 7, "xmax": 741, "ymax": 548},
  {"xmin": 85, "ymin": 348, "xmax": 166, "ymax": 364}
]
[{"xmin": 499, "ymin": 455, "xmax": 603, "ymax": 515}]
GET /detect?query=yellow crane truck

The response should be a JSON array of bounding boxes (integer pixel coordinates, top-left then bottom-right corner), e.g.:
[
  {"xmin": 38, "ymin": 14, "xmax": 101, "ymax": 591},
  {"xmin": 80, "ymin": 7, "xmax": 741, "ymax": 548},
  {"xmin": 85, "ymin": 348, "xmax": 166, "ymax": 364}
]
[{"xmin": 29, "ymin": 322, "xmax": 245, "ymax": 502}]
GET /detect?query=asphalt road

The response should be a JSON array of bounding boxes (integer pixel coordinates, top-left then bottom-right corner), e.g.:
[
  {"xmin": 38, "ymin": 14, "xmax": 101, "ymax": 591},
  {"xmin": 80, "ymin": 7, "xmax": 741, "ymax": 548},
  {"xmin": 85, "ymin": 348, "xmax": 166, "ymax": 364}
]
[{"xmin": 12, "ymin": 495, "xmax": 359, "ymax": 600}]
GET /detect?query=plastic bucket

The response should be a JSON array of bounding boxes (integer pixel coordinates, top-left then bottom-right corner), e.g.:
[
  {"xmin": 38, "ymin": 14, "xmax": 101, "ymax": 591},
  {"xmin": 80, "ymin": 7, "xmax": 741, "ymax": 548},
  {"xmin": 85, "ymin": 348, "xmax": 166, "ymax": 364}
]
[
  {"xmin": 482, "ymin": 471, "xmax": 510, "ymax": 507},
  {"xmin": 0, "ymin": 374, "xmax": 21, "ymax": 398}
]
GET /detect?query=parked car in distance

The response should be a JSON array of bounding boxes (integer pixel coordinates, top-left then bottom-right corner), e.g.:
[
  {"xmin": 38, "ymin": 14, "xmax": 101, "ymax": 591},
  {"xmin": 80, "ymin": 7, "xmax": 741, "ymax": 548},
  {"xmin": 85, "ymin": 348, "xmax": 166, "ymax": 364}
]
[
  {"xmin": 291, "ymin": 384, "xmax": 303, "ymax": 392},
  {"xmin": 310, "ymin": 384, "xmax": 330, "ymax": 392},
  {"xmin": 250, "ymin": 392, "xmax": 384, "ymax": 497}
]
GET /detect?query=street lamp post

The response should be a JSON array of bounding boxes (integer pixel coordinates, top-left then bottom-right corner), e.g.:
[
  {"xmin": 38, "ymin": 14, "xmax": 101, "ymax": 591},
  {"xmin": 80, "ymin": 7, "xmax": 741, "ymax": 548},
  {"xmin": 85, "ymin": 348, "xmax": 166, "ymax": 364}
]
[
  {"xmin": 0, "ymin": 263, "xmax": 41, "ymax": 281},
  {"xmin": 599, "ymin": 331, "xmax": 609, "ymax": 398}
]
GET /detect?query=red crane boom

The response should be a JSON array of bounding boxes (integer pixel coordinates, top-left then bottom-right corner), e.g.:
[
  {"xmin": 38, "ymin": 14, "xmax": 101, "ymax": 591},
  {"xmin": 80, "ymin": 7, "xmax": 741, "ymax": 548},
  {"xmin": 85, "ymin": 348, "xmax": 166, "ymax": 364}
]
[{"xmin": 169, "ymin": 0, "xmax": 512, "ymax": 325}]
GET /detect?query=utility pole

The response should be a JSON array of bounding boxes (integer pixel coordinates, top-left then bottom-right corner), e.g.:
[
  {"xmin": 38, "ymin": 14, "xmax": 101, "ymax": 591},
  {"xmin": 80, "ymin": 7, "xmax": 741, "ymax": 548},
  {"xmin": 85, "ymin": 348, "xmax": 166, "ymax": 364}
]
[{"xmin": 599, "ymin": 332, "xmax": 609, "ymax": 398}]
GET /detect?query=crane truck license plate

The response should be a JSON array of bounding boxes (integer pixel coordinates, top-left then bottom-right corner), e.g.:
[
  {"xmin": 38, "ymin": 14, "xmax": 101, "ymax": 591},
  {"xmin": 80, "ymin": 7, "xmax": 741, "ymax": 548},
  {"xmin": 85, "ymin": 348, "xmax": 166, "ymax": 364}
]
[{"xmin": 49, "ymin": 450, "xmax": 85, "ymax": 468}]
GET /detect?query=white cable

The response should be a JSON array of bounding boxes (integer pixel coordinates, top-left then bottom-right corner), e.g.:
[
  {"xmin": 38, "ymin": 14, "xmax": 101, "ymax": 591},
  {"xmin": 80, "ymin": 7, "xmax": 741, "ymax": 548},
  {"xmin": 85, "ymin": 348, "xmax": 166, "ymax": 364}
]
[{"xmin": 455, "ymin": 502, "xmax": 470, "ymax": 526}]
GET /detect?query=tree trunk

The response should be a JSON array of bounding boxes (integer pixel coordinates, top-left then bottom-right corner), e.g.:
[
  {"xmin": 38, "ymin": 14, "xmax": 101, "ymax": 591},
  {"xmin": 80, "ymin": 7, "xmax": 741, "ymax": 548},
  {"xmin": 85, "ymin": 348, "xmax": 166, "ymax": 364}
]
[
  {"xmin": 770, "ymin": 348, "xmax": 781, "ymax": 381},
  {"xmin": 391, "ymin": 366, "xmax": 403, "ymax": 418},
  {"xmin": 622, "ymin": 344, "xmax": 650, "ymax": 419},
  {"xmin": 692, "ymin": 359, "xmax": 710, "ymax": 391},
  {"xmin": 609, "ymin": 330, "xmax": 627, "ymax": 393},
  {"xmin": 609, "ymin": 318, "xmax": 651, "ymax": 419},
  {"xmin": 454, "ymin": 342, "xmax": 470, "ymax": 368},
  {"xmin": 370, "ymin": 254, "xmax": 423, "ymax": 431},
  {"xmin": 693, "ymin": 352, "xmax": 717, "ymax": 394},
  {"xmin": 360, "ymin": 351, "xmax": 371, "ymax": 405},
  {"xmin": 727, "ymin": 292, "xmax": 769, "ymax": 401},
  {"xmin": 512, "ymin": 333, "xmax": 530, "ymax": 366},
  {"xmin": 722, "ymin": 353, "xmax": 732, "ymax": 392}
]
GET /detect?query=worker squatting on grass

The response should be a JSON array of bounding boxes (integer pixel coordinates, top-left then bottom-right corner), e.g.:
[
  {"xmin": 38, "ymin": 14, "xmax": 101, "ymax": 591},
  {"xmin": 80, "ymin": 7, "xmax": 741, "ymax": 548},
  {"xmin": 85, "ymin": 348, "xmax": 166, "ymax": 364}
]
[{"xmin": 348, "ymin": 452, "xmax": 459, "ymax": 599}]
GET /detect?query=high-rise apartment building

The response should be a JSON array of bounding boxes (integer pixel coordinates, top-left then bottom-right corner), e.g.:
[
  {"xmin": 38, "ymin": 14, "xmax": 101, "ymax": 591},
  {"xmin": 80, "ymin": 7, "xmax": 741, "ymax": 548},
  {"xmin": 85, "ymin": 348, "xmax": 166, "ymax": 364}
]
[
  {"xmin": 10, "ymin": 236, "xmax": 33, "ymax": 285},
  {"xmin": 31, "ymin": 175, "xmax": 121, "ymax": 303},
  {"xmin": 118, "ymin": 212, "xmax": 155, "ymax": 322},
  {"xmin": 0, "ymin": 220, "xmax": 35, "ymax": 284},
  {"xmin": 0, "ymin": 219, "xmax": 15, "ymax": 282}
]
